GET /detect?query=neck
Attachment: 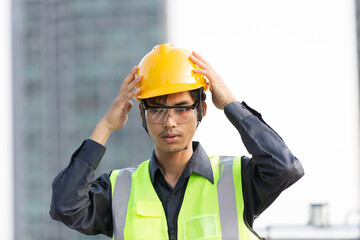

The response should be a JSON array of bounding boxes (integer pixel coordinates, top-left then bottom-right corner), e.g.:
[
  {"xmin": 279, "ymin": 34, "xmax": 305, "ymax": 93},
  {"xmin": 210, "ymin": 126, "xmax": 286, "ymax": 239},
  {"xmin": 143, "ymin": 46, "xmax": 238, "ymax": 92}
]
[{"xmin": 155, "ymin": 143, "xmax": 193, "ymax": 188}]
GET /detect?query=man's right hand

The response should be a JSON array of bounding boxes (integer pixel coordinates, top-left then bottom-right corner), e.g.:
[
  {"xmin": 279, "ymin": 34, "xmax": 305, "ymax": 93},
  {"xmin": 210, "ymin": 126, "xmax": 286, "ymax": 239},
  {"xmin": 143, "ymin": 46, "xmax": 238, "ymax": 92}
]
[{"xmin": 90, "ymin": 66, "xmax": 142, "ymax": 145}]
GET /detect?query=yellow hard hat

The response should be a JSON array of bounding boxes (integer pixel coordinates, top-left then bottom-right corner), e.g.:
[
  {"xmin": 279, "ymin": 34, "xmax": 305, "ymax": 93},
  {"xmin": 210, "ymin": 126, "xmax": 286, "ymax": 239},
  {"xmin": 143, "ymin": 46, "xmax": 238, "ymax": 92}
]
[{"xmin": 135, "ymin": 43, "xmax": 209, "ymax": 101}]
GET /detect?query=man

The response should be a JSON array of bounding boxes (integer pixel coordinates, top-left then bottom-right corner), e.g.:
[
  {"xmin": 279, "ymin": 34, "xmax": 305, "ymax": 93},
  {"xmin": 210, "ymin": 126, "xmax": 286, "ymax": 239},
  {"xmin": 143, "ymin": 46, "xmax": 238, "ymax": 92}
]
[{"xmin": 50, "ymin": 43, "xmax": 304, "ymax": 239}]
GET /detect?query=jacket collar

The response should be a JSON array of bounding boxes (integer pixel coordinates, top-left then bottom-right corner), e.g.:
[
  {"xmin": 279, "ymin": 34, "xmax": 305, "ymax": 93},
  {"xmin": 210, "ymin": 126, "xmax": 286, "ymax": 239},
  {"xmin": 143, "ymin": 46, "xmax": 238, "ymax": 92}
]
[{"xmin": 149, "ymin": 141, "xmax": 214, "ymax": 185}]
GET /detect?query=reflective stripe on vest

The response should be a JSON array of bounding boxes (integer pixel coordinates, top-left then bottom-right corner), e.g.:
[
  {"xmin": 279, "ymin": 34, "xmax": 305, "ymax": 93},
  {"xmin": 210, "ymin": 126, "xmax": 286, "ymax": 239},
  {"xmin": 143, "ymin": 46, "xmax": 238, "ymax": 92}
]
[
  {"xmin": 110, "ymin": 168, "xmax": 137, "ymax": 240},
  {"xmin": 218, "ymin": 156, "xmax": 239, "ymax": 238},
  {"xmin": 110, "ymin": 156, "xmax": 261, "ymax": 240}
]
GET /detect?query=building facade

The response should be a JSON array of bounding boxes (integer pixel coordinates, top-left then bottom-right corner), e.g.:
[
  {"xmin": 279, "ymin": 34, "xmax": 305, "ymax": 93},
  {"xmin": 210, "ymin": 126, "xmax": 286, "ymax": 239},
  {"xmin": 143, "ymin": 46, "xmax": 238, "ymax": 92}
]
[{"xmin": 12, "ymin": 0, "xmax": 166, "ymax": 239}]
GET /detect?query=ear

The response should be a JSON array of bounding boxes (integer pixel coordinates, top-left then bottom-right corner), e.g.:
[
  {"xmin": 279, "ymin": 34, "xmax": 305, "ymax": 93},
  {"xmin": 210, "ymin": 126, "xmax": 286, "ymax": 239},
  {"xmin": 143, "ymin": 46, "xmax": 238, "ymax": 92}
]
[{"xmin": 201, "ymin": 101, "xmax": 207, "ymax": 118}]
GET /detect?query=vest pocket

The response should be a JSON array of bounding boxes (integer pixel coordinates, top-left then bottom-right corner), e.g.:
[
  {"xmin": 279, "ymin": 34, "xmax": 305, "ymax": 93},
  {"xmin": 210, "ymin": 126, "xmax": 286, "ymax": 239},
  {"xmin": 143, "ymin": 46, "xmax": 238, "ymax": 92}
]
[
  {"xmin": 133, "ymin": 201, "xmax": 162, "ymax": 239},
  {"xmin": 136, "ymin": 201, "xmax": 162, "ymax": 217},
  {"xmin": 183, "ymin": 214, "xmax": 221, "ymax": 240}
]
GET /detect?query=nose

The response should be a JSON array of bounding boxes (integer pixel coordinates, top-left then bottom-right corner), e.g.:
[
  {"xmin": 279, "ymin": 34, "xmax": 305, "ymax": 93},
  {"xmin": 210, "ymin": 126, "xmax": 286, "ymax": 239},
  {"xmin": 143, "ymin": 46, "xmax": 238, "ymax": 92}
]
[{"xmin": 163, "ymin": 110, "xmax": 177, "ymax": 128}]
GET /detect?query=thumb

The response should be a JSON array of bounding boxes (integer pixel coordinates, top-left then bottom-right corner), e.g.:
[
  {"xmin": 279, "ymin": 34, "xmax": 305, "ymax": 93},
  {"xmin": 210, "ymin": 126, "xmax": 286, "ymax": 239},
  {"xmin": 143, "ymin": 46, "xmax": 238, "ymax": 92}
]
[{"xmin": 125, "ymin": 100, "xmax": 133, "ymax": 114}]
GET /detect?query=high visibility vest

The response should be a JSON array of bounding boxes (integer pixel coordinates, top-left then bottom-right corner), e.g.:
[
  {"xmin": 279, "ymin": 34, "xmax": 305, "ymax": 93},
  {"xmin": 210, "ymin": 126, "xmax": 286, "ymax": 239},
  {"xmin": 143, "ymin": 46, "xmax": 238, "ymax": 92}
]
[{"xmin": 109, "ymin": 156, "xmax": 261, "ymax": 240}]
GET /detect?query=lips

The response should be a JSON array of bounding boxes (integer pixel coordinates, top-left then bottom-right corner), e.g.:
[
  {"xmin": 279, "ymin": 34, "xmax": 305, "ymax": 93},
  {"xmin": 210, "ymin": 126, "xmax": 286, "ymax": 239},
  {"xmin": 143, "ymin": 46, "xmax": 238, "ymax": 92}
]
[
  {"xmin": 162, "ymin": 133, "xmax": 180, "ymax": 138},
  {"xmin": 161, "ymin": 132, "xmax": 181, "ymax": 143}
]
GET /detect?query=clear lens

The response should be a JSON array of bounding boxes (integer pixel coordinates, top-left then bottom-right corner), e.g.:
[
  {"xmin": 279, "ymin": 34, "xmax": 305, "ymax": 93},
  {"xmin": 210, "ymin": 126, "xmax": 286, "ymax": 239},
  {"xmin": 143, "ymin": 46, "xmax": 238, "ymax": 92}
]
[{"xmin": 145, "ymin": 107, "xmax": 196, "ymax": 123}]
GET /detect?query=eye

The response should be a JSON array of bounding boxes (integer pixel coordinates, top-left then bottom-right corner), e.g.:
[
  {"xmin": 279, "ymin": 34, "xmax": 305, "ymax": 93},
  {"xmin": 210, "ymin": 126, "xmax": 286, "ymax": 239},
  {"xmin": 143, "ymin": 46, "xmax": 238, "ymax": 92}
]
[
  {"xmin": 148, "ymin": 108, "xmax": 165, "ymax": 115},
  {"xmin": 175, "ymin": 108, "xmax": 189, "ymax": 117},
  {"xmin": 147, "ymin": 109, "xmax": 157, "ymax": 114}
]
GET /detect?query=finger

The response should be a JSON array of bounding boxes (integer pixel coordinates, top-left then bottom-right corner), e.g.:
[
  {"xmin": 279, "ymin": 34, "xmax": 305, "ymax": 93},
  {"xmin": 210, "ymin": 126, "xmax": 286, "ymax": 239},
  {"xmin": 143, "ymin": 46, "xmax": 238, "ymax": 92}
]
[
  {"xmin": 123, "ymin": 76, "xmax": 142, "ymax": 99},
  {"xmin": 193, "ymin": 68, "xmax": 208, "ymax": 75},
  {"xmin": 119, "ymin": 68, "xmax": 139, "ymax": 94},
  {"xmin": 120, "ymin": 87, "xmax": 140, "ymax": 104},
  {"xmin": 129, "ymin": 88, "xmax": 141, "ymax": 100},
  {"xmin": 122, "ymin": 66, "xmax": 138, "ymax": 85},
  {"xmin": 189, "ymin": 54, "xmax": 207, "ymax": 69},
  {"xmin": 126, "ymin": 75, "xmax": 142, "ymax": 91},
  {"xmin": 192, "ymin": 51, "xmax": 209, "ymax": 65},
  {"xmin": 125, "ymin": 100, "xmax": 133, "ymax": 114}
]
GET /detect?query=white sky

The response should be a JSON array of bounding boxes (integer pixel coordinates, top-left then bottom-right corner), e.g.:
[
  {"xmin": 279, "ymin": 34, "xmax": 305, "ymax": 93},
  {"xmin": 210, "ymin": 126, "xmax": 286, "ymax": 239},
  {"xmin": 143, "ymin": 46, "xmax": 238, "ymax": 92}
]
[
  {"xmin": 167, "ymin": 0, "xmax": 360, "ymax": 229},
  {"xmin": 0, "ymin": 0, "xmax": 14, "ymax": 239}
]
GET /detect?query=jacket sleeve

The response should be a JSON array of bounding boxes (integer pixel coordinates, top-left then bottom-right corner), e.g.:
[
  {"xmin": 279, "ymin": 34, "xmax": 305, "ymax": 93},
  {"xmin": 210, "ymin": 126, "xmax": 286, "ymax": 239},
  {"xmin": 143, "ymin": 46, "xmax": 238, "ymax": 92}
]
[
  {"xmin": 49, "ymin": 139, "xmax": 113, "ymax": 237},
  {"xmin": 224, "ymin": 101, "xmax": 304, "ymax": 227}
]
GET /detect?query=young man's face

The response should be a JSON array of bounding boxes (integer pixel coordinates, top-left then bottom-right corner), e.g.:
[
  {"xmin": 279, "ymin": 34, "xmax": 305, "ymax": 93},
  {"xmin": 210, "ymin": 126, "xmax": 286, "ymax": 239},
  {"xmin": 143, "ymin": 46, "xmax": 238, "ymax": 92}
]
[{"xmin": 143, "ymin": 91, "xmax": 204, "ymax": 154}]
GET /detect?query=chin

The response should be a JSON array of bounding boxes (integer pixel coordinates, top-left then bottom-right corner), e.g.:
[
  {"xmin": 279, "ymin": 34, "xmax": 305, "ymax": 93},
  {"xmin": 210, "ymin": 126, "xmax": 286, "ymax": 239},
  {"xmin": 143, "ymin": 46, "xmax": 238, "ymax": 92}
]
[{"xmin": 157, "ymin": 143, "xmax": 187, "ymax": 153}]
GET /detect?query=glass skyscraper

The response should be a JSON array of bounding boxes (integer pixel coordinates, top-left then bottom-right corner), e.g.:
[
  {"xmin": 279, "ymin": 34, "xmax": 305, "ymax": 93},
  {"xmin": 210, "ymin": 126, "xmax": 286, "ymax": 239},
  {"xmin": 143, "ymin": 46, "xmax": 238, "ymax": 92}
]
[{"xmin": 12, "ymin": 0, "xmax": 166, "ymax": 239}]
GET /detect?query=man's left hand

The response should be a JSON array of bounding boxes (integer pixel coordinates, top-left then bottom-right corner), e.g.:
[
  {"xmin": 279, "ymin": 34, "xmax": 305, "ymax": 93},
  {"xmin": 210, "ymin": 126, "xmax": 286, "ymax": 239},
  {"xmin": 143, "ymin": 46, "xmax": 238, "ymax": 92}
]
[{"xmin": 190, "ymin": 51, "xmax": 237, "ymax": 110}]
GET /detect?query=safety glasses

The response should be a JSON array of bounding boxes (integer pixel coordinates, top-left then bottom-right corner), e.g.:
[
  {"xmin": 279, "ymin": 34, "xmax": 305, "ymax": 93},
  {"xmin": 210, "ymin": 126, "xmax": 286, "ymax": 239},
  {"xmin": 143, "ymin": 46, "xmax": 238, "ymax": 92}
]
[{"xmin": 144, "ymin": 102, "xmax": 198, "ymax": 124}]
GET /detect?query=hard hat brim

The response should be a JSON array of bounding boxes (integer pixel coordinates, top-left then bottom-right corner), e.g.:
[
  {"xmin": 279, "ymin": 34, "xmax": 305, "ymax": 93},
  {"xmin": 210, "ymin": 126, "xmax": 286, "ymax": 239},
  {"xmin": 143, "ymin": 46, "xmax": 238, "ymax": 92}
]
[{"xmin": 135, "ymin": 80, "xmax": 209, "ymax": 101}]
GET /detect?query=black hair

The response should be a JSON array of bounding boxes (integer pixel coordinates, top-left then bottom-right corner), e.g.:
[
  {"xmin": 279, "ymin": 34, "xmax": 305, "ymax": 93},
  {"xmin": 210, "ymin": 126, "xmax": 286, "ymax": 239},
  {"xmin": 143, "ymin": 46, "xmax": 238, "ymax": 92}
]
[{"xmin": 190, "ymin": 87, "xmax": 206, "ymax": 103}]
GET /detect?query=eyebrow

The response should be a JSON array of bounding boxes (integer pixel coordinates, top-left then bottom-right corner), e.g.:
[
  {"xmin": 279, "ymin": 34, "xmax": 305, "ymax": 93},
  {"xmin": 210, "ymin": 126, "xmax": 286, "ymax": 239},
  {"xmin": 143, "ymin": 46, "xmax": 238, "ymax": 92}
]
[{"xmin": 174, "ymin": 101, "xmax": 192, "ymax": 106}]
